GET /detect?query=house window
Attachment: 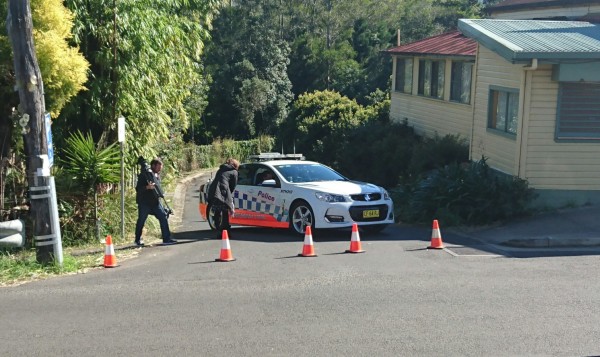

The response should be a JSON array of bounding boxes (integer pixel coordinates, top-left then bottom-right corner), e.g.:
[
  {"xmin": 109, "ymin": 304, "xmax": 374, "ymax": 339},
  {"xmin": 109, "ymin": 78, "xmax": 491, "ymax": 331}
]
[
  {"xmin": 394, "ymin": 58, "xmax": 413, "ymax": 94},
  {"xmin": 556, "ymin": 82, "xmax": 600, "ymax": 140},
  {"xmin": 489, "ymin": 87, "xmax": 519, "ymax": 135},
  {"xmin": 450, "ymin": 61, "xmax": 473, "ymax": 104},
  {"xmin": 418, "ymin": 60, "xmax": 445, "ymax": 99}
]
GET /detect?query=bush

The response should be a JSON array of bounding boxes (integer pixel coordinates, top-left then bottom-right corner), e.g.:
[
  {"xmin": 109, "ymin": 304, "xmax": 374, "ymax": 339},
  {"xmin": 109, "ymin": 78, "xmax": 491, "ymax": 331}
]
[
  {"xmin": 395, "ymin": 158, "xmax": 536, "ymax": 226},
  {"xmin": 408, "ymin": 134, "xmax": 469, "ymax": 175},
  {"xmin": 336, "ymin": 120, "xmax": 417, "ymax": 187}
]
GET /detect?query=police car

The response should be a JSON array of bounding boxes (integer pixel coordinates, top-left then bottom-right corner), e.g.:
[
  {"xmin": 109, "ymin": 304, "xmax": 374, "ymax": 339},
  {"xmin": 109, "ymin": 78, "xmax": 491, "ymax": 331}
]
[{"xmin": 199, "ymin": 153, "xmax": 394, "ymax": 235}]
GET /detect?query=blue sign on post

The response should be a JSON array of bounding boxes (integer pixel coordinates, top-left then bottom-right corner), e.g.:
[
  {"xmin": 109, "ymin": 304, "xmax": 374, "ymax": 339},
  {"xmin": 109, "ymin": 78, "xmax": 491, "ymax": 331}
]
[{"xmin": 44, "ymin": 113, "xmax": 54, "ymax": 167}]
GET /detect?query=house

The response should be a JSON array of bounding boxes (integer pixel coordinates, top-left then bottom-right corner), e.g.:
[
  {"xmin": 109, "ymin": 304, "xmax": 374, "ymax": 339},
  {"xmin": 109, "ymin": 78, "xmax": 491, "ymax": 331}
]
[
  {"xmin": 386, "ymin": 31, "xmax": 477, "ymax": 140},
  {"xmin": 386, "ymin": 0, "xmax": 600, "ymax": 207},
  {"xmin": 487, "ymin": 0, "xmax": 600, "ymax": 20}
]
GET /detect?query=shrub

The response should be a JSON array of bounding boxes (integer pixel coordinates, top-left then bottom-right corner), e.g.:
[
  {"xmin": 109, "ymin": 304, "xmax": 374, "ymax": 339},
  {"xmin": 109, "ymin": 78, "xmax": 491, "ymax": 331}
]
[
  {"xmin": 395, "ymin": 158, "xmax": 536, "ymax": 226},
  {"xmin": 336, "ymin": 120, "xmax": 417, "ymax": 187}
]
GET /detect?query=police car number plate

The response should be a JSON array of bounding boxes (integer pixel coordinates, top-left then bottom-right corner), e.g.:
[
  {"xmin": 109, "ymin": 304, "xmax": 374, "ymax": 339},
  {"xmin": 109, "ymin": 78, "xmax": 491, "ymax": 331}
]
[{"xmin": 362, "ymin": 209, "xmax": 379, "ymax": 218}]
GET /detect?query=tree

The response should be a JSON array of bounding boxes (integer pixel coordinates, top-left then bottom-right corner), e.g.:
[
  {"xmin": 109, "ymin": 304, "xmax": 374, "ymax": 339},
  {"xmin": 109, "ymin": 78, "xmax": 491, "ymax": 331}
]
[
  {"xmin": 60, "ymin": 0, "xmax": 224, "ymax": 153},
  {"xmin": 279, "ymin": 90, "xmax": 370, "ymax": 166},
  {"xmin": 203, "ymin": 0, "xmax": 293, "ymax": 139},
  {"xmin": 1, "ymin": 0, "xmax": 89, "ymax": 208}
]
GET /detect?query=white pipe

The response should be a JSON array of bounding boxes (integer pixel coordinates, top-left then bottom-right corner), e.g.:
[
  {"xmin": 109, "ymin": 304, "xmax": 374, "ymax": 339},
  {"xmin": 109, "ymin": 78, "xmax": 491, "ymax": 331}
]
[{"xmin": 524, "ymin": 58, "xmax": 538, "ymax": 71}]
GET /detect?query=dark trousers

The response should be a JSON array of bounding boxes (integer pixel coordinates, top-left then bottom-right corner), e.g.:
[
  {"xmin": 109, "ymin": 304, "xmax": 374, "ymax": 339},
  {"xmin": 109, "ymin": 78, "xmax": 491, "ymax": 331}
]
[
  {"xmin": 135, "ymin": 203, "xmax": 171, "ymax": 242},
  {"xmin": 214, "ymin": 205, "xmax": 231, "ymax": 233}
]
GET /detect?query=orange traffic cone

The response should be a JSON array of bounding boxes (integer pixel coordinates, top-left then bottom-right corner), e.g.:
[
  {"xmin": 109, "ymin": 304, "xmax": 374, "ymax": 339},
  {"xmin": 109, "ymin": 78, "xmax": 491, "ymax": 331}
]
[
  {"xmin": 345, "ymin": 223, "xmax": 365, "ymax": 253},
  {"xmin": 427, "ymin": 219, "xmax": 444, "ymax": 249},
  {"xmin": 298, "ymin": 226, "xmax": 317, "ymax": 257},
  {"xmin": 103, "ymin": 235, "xmax": 118, "ymax": 268},
  {"xmin": 215, "ymin": 230, "xmax": 236, "ymax": 262}
]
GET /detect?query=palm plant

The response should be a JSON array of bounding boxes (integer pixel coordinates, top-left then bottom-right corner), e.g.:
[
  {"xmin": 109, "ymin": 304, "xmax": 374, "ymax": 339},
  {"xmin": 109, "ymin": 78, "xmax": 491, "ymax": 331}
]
[{"xmin": 61, "ymin": 131, "xmax": 120, "ymax": 240}]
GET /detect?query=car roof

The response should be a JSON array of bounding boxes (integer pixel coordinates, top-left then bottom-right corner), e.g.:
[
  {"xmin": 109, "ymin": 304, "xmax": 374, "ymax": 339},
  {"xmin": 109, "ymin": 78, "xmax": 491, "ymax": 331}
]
[{"xmin": 245, "ymin": 160, "xmax": 320, "ymax": 166}]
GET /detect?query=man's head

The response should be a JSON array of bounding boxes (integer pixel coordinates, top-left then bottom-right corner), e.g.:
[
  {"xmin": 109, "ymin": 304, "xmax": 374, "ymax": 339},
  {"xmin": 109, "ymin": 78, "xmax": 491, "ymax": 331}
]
[
  {"xmin": 263, "ymin": 171, "xmax": 273, "ymax": 180},
  {"xmin": 150, "ymin": 158, "xmax": 163, "ymax": 173}
]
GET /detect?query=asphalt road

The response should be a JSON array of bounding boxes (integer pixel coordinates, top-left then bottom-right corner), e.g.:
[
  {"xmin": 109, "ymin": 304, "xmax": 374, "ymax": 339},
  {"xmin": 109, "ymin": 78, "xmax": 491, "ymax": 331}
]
[{"xmin": 1, "ymin": 174, "xmax": 600, "ymax": 356}]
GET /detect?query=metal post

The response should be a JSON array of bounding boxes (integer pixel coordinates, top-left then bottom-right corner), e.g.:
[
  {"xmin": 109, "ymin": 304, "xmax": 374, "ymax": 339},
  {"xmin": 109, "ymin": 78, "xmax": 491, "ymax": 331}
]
[
  {"xmin": 120, "ymin": 141, "xmax": 125, "ymax": 241},
  {"xmin": 118, "ymin": 116, "xmax": 125, "ymax": 241},
  {"xmin": 49, "ymin": 176, "xmax": 63, "ymax": 265}
]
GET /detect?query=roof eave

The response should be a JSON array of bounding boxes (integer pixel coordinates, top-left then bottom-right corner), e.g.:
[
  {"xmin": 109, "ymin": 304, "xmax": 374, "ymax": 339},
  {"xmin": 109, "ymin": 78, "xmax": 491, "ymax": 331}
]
[{"xmin": 384, "ymin": 51, "xmax": 475, "ymax": 59}]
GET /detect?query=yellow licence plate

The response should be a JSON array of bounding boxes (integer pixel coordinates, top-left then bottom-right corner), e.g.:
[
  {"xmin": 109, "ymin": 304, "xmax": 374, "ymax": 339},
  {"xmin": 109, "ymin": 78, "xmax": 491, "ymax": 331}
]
[{"xmin": 362, "ymin": 209, "xmax": 379, "ymax": 218}]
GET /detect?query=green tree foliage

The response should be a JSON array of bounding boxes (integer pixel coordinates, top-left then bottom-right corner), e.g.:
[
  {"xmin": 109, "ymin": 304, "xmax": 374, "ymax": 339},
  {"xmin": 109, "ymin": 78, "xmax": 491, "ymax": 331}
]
[
  {"xmin": 280, "ymin": 90, "xmax": 371, "ymax": 166},
  {"xmin": 60, "ymin": 0, "xmax": 224, "ymax": 152},
  {"xmin": 337, "ymin": 120, "xmax": 418, "ymax": 188},
  {"xmin": 0, "ymin": 0, "xmax": 89, "ymax": 157},
  {"xmin": 432, "ymin": 0, "xmax": 483, "ymax": 30},
  {"xmin": 203, "ymin": 0, "xmax": 293, "ymax": 139}
]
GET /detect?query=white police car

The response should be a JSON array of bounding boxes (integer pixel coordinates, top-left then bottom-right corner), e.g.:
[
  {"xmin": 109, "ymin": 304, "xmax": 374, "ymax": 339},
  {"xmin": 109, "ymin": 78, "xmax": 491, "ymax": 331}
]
[{"xmin": 199, "ymin": 153, "xmax": 394, "ymax": 235}]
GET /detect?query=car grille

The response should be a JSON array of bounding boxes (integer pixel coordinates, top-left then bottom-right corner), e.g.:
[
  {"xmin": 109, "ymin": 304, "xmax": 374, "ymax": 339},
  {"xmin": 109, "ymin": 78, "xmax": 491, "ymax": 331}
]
[
  {"xmin": 349, "ymin": 205, "xmax": 389, "ymax": 222},
  {"xmin": 350, "ymin": 193, "xmax": 382, "ymax": 201}
]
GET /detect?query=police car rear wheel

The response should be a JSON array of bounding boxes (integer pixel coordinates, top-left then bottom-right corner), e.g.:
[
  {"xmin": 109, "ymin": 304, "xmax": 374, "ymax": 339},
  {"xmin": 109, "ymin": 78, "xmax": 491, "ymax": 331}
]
[
  {"xmin": 289, "ymin": 200, "xmax": 315, "ymax": 235},
  {"xmin": 206, "ymin": 203, "xmax": 218, "ymax": 230}
]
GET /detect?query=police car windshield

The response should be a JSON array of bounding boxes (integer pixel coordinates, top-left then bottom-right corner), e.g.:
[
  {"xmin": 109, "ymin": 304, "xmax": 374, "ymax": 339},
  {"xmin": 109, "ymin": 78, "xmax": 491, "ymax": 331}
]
[{"xmin": 273, "ymin": 163, "xmax": 347, "ymax": 183}]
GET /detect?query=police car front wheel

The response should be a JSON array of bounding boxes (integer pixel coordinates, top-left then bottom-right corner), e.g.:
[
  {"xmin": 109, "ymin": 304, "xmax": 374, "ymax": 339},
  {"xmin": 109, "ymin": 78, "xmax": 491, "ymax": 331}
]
[{"xmin": 289, "ymin": 200, "xmax": 315, "ymax": 235}]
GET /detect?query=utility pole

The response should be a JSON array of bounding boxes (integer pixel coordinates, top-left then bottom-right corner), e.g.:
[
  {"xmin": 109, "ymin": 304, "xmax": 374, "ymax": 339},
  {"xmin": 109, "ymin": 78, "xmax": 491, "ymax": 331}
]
[{"xmin": 7, "ymin": 0, "xmax": 60, "ymax": 264}]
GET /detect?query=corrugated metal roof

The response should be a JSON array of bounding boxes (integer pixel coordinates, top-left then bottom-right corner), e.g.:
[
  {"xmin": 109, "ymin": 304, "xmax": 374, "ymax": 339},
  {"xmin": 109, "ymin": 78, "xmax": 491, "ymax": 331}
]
[
  {"xmin": 384, "ymin": 31, "xmax": 477, "ymax": 57},
  {"xmin": 458, "ymin": 19, "xmax": 600, "ymax": 62}
]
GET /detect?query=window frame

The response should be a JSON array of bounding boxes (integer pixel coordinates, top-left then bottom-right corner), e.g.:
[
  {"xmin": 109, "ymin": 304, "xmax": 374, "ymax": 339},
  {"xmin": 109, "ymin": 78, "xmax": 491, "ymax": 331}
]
[
  {"xmin": 450, "ymin": 61, "xmax": 473, "ymax": 104},
  {"xmin": 394, "ymin": 57, "xmax": 413, "ymax": 94},
  {"xmin": 417, "ymin": 59, "xmax": 445, "ymax": 100},
  {"xmin": 555, "ymin": 82, "xmax": 600, "ymax": 141},
  {"xmin": 487, "ymin": 86, "xmax": 519, "ymax": 138}
]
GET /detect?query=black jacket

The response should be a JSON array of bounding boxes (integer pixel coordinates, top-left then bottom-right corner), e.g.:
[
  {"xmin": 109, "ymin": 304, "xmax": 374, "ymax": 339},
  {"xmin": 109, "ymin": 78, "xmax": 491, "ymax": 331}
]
[
  {"xmin": 207, "ymin": 163, "xmax": 238, "ymax": 211},
  {"xmin": 135, "ymin": 172, "xmax": 161, "ymax": 206}
]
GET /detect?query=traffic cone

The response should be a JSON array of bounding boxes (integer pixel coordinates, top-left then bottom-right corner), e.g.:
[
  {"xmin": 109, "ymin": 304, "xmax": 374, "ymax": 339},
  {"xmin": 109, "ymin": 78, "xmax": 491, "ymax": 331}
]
[
  {"xmin": 345, "ymin": 223, "xmax": 365, "ymax": 253},
  {"xmin": 215, "ymin": 230, "xmax": 236, "ymax": 262},
  {"xmin": 427, "ymin": 219, "xmax": 444, "ymax": 249},
  {"xmin": 103, "ymin": 235, "xmax": 118, "ymax": 268},
  {"xmin": 298, "ymin": 226, "xmax": 317, "ymax": 257}
]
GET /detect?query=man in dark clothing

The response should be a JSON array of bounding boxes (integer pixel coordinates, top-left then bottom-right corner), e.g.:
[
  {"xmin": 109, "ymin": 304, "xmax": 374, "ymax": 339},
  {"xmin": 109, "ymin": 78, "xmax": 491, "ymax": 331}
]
[
  {"xmin": 207, "ymin": 158, "xmax": 240, "ymax": 238},
  {"xmin": 134, "ymin": 158, "xmax": 176, "ymax": 246}
]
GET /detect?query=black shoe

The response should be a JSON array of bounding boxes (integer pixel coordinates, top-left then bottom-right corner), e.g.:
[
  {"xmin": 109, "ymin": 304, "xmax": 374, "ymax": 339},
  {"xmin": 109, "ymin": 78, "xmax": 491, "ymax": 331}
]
[
  {"xmin": 162, "ymin": 239, "xmax": 177, "ymax": 245},
  {"xmin": 134, "ymin": 240, "xmax": 145, "ymax": 247}
]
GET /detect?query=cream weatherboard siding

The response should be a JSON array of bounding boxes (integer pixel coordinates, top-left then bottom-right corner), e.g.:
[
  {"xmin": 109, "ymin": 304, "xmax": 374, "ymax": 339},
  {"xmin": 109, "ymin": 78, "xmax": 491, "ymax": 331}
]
[
  {"xmin": 390, "ymin": 56, "xmax": 472, "ymax": 140},
  {"xmin": 389, "ymin": 92, "xmax": 472, "ymax": 139},
  {"xmin": 524, "ymin": 67, "xmax": 600, "ymax": 190},
  {"xmin": 471, "ymin": 46, "xmax": 522, "ymax": 175}
]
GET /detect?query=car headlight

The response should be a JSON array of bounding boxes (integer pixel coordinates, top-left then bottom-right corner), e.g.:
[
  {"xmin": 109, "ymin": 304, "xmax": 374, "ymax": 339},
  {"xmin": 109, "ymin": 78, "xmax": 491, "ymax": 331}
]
[
  {"xmin": 315, "ymin": 191, "xmax": 348, "ymax": 202},
  {"xmin": 382, "ymin": 188, "xmax": 391, "ymax": 200}
]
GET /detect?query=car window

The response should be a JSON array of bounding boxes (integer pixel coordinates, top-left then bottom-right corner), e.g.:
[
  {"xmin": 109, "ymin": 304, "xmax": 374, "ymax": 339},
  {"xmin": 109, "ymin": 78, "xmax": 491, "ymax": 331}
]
[
  {"xmin": 237, "ymin": 165, "xmax": 254, "ymax": 185},
  {"xmin": 254, "ymin": 165, "xmax": 279, "ymax": 186},
  {"xmin": 273, "ymin": 163, "xmax": 346, "ymax": 183}
]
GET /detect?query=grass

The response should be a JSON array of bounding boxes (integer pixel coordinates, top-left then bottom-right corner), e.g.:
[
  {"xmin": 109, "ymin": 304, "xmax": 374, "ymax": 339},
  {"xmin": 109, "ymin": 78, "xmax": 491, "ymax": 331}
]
[
  {"xmin": 0, "ymin": 244, "xmax": 144, "ymax": 287},
  {"xmin": 0, "ymin": 249, "xmax": 93, "ymax": 287}
]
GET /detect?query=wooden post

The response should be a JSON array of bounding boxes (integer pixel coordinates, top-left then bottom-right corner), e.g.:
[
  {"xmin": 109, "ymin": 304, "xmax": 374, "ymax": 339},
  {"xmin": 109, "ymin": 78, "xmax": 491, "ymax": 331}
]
[{"xmin": 7, "ymin": 0, "xmax": 54, "ymax": 263}]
